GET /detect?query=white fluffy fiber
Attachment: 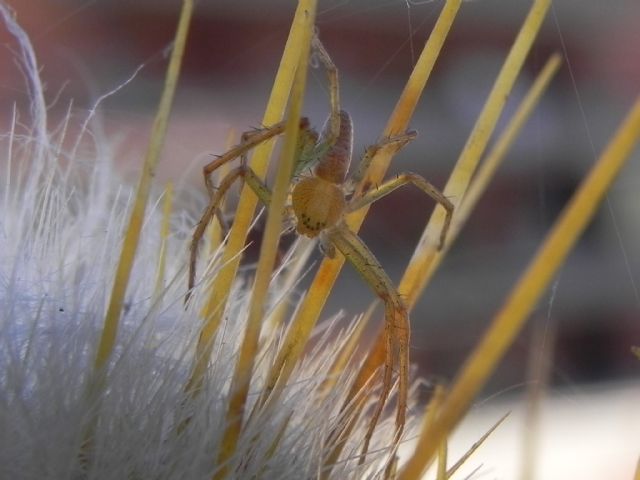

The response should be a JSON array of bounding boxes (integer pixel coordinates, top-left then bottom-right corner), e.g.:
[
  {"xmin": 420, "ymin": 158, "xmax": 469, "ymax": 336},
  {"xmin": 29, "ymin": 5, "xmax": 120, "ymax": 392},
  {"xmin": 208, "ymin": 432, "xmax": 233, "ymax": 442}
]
[{"xmin": 0, "ymin": 6, "xmax": 415, "ymax": 479}]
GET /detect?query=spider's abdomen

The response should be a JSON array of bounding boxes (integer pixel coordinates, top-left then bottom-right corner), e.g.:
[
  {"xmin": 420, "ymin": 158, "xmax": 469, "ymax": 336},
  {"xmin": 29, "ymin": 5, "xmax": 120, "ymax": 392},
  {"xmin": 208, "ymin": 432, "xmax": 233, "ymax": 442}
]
[
  {"xmin": 315, "ymin": 110, "xmax": 353, "ymax": 184},
  {"xmin": 291, "ymin": 177, "xmax": 346, "ymax": 238}
]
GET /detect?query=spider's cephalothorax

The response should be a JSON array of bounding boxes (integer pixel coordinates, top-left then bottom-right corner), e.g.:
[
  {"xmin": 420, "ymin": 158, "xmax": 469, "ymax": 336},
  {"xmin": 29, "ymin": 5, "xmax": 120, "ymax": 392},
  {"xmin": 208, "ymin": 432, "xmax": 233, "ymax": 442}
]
[
  {"xmin": 188, "ymin": 34, "xmax": 454, "ymax": 459},
  {"xmin": 292, "ymin": 110, "xmax": 352, "ymax": 238}
]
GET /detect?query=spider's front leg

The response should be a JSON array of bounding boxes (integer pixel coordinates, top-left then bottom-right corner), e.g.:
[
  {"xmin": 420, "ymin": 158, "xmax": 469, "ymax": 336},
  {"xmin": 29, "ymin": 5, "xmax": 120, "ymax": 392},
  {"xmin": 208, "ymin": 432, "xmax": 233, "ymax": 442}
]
[
  {"xmin": 186, "ymin": 124, "xmax": 286, "ymax": 305},
  {"xmin": 348, "ymin": 132, "xmax": 454, "ymax": 249},
  {"xmin": 187, "ymin": 165, "xmax": 273, "ymax": 305},
  {"xmin": 187, "ymin": 117, "xmax": 317, "ymax": 304},
  {"xmin": 202, "ymin": 122, "xmax": 286, "ymax": 195},
  {"xmin": 348, "ymin": 171, "xmax": 454, "ymax": 249},
  {"xmin": 325, "ymin": 223, "xmax": 410, "ymax": 457}
]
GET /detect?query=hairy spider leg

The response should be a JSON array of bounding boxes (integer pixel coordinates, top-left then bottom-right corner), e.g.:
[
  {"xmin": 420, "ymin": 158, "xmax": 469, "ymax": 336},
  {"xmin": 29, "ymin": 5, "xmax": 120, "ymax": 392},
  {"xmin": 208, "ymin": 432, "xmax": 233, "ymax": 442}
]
[
  {"xmin": 188, "ymin": 118, "xmax": 321, "ymax": 305},
  {"xmin": 324, "ymin": 223, "xmax": 409, "ymax": 460},
  {"xmin": 347, "ymin": 172, "xmax": 453, "ymax": 249},
  {"xmin": 347, "ymin": 131, "xmax": 453, "ymax": 249},
  {"xmin": 311, "ymin": 35, "xmax": 341, "ymax": 147},
  {"xmin": 187, "ymin": 123, "xmax": 286, "ymax": 305},
  {"xmin": 188, "ymin": 167, "xmax": 243, "ymax": 304},
  {"xmin": 187, "ymin": 166, "xmax": 273, "ymax": 304},
  {"xmin": 349, "ymin": 131, "xmax": 417, "ymax": 189},
  {"xmin": 202, "ymin": 122, "xmax": 285, "ymax": 194}
]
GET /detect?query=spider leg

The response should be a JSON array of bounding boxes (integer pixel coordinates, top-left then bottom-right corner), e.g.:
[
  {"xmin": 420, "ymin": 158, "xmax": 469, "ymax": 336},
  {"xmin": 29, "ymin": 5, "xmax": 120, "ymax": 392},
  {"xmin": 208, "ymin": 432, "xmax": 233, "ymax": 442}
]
[
  {"xmin": 188, "ymin": 167, "xmax": 243, "ymax": 305},
  {"xmin": 189, "ymin": 118, "xmax": 315, "ymax": 305},
  {"xmin": 186, "ymin": 165, "xmax": 274, "ymax": 305},
  {"xmin": 348, "ymin": 130, "xmax": 417, "ymax": 191},
  {"xmin": 202, "ymin": 122, "xmax": 287, "ymax": 195},
  {"xmin": 312, "ymin": 35, "xmax": 341, "ymax": 146},
  {"xmin": 325, "ymin": 223, "xmax": 409, "ymax": 460},
  {"xmin": 347, "ymin": 172, "xmax": 453, "ymax": 250}
]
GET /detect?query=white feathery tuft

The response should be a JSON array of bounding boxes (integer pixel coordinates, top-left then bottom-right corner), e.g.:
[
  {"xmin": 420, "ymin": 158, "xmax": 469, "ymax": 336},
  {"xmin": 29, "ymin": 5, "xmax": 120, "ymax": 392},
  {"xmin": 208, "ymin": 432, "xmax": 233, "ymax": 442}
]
[{"xmin": 0, "ymin": 8, "xmax": 419, "ymax": 480}]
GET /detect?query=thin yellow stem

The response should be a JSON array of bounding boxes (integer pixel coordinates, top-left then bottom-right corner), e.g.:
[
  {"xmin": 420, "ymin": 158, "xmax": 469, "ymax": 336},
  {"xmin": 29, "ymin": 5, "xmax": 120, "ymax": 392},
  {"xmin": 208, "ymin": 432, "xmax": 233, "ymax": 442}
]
[
  {"xmin": 185, "ymin": 0, "xmax": 313, "ymax": 396},
  {"xmin": 352, "ymin": 22, "xmax": 559, "ymax": 430},
  {"xmin": 262, "ymin": 237, "xmax": 316, "ymax": 339},
  {"xmin": 213, "ymin": 3, "xmax": 316, "ymax": 476},
  {"xmin": 259, "ymin": 0, "xmax": 462, "ymax": 412},
  {"xmin": 522, "ymin": 319, "xmax": 555, "ymax": 480},
  {"xmin": 82, "ymin": 0, "xmax": 193, "ymax": 465},
  {"xmin": 436, "ymin": 439, "xmax": 447, "ymax": 480},
  {"xmin": 400, "ymin": 0, "xmax": 553, "ymax": 309},
  {"xmin": 421, "ymin": 385, "xmax": 446, "ymax": 443},
  {"xmin": 402, "ymin": 53, "xmax": 562, "ymax": 309},
  {"xmin": 399, "ymin": 96, "xmax": 640, "ymax": 479},
  {"xmin": 458, "ymin": 54, "xmax": 562, "ymax": 238},
  {"xmin": 94, "ymin": 0, "xmax": 193, "ymax": 372},
  {"xmin": 319, "ymin": 303, "xmax": 374, "ymax": 397}
]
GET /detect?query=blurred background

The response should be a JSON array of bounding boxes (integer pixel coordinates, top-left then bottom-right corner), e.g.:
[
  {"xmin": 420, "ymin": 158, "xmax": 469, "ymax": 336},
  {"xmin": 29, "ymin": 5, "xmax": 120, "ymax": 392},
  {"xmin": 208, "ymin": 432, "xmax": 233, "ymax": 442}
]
[{"xmin": 2, "ymin": 1, "xmax": 639, "ymax": 478}]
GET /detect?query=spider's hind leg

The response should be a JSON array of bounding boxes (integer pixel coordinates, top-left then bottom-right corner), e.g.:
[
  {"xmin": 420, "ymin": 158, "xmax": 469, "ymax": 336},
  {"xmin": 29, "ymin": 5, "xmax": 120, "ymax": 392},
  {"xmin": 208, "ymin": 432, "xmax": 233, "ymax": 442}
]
[{"xmin": 325, "ymin": 223, "xmax": 410, "ymax": 460}]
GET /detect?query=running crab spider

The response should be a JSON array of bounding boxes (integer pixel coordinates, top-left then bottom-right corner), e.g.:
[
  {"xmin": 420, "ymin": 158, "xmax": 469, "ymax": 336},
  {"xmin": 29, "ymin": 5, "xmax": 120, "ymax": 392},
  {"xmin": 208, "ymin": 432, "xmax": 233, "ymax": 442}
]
[{"xmin": 187, "ymin": 35, "xmax": 453, "ymax": 447}]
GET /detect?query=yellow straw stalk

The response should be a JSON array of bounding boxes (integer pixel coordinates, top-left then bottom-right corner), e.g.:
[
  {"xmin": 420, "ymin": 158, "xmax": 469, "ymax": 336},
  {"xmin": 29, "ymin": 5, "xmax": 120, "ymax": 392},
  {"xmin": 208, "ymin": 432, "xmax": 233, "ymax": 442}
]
[
  {"xmin": 399, "ymin": 96, "xmax": 640, "ymax": 480},
  {"xmin": 95, "ymin": 0, "xmax": 193, "ymax": 372},
  {"xmin": 400, "ymin": 0, "xmax": 553, "ymax": 309},
  {"xmin": 215, "ymin": 4, "xmax": 316, "ymax": 476},
  {"xmin": 350, "ymin": 0, "xmax": 555, "ymax": 426},
  {"xmin": 259, "ymin": 0, "xmax": 463, "ymax": 412},
  {"xmin": 185, "ymin": 0, "xmax": 315, "ymax": 397}
]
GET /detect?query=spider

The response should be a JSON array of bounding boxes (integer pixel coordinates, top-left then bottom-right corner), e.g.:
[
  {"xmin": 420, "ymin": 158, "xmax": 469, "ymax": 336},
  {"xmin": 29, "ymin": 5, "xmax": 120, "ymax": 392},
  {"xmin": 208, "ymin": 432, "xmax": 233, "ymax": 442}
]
[{"xmin": 188, "ymin": 35, "xmax": 453, "ymax": 448}]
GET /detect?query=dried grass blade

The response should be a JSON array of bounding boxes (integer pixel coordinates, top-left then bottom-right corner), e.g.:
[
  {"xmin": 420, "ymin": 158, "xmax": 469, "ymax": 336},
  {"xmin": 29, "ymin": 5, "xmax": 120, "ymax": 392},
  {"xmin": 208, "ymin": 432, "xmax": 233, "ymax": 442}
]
[
  {"xmin": 185, "ymin": 0, "xmax": 313, "ymax": 395},
  {"xmin": 259, "ymin": 0, "xmax": 462, "ymax": 414},
  {"xmin": 354, "ymin": 36, "xmax": 559, "ymax": 423},
  {"xmin": 446, "ymin": 413, "xmax": 510, "ymax": 479},
  {"xmin": 399, "ymin": 96, "xmax": 640, "ymax": 479},
  {"xmin": 263, "ymin": 237, "xmax": 316, "ymax": 338},
  {"xmin": 94, "ymin": 0, "xmax": 193, "ymax": 371},
  {"xmin": 83, "ymin": 0, "xmax": 193, "ymax": 464},
  {"xmin": 400, "ymin": 0, "xmax": 553, "ymax": 310},
  {"xmin": 437, "ymin": 439, "xmax": 448, "ymax": 480},
  {"xmin": 457, "ymin": 54, "xmax": 561, "ymax": 245},
  {"xmin": 213, "ymin": 3, "xmax": 316, "ymax": 475},
  {"xmin": 522, "ymin": 319, "xmax": 556, "ymax": 480},
  {"xmin": 319, "ymin": 303, "xmax": 374, "ymax": 397}
]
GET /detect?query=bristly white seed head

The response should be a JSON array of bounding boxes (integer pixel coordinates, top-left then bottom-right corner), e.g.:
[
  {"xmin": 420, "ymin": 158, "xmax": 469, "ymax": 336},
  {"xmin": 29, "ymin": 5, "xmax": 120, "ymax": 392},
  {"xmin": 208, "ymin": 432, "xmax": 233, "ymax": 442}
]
[{"xmin": 0, "ymin": 10, "xmax": 420, "ymax": 480}]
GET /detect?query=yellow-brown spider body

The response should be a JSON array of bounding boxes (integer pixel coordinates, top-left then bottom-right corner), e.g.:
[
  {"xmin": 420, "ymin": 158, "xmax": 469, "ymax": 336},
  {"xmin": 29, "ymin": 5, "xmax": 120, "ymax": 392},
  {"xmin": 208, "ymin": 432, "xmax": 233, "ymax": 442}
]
[
  {"xmin": 313, "ymin": 109, "xmax": 353, "ymax": 183},
  {"xmin": 188, "ymin": 34, "xmax": 454, "ymax": 459},
  {"xmin": 291, "ymin": 109, "xmax": 352, "ymax": 238},
  {"xmin": 292, "ymin": 176, "xmax": 345, "ymax": 237}
]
